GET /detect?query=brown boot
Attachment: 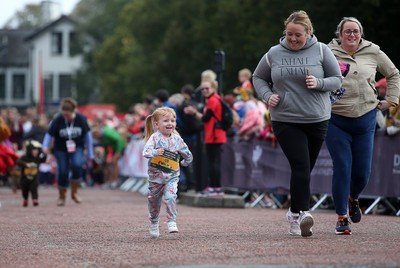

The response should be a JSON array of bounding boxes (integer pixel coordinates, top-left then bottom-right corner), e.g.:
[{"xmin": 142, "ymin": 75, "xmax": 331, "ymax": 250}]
[
  {"xmin": 57, "ymin": 189, "xmax": 66, "ymax": 206},
  {"xmin": 71, "ymin": 181, "xmax": 82, "ymax": 204}
]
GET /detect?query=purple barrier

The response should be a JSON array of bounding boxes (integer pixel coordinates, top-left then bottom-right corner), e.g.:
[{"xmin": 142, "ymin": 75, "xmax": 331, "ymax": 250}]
[{"xmin": 221, "ymin": 133, "xmax": 400, "ymax": 197}]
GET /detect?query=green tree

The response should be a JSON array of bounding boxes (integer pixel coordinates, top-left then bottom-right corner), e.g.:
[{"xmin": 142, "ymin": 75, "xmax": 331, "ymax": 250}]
[
  {"xmin": 71, "ymin": 0, "xmax": 131, "ymax": 105},
  {"xmin": 3, "ymin": 4, "xmax": 42, "ymax": 29},
  {"xmin": 76, "ymin": 0, "xmax": 400, "ymax": 111}
]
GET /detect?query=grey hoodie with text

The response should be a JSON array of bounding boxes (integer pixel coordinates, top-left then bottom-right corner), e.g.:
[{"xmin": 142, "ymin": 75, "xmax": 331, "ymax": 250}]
[{"xmin": 253, "ymin": 35, "xmax": 342, "ymax": 123}]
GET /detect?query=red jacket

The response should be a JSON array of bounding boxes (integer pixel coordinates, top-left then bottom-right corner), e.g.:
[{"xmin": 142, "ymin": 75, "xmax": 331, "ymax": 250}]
[{"xmin": 203, "ymin": 93, "xmax": 227, "ymax": 144}]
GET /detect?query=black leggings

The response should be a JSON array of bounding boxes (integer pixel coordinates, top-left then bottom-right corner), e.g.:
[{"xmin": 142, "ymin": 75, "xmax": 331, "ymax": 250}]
[
  {"xmin": 272, "ymin": 121, "xmax": 328, "ymax": 213},
  {"xmin": 21, "ymin": 177, "xmax": 39, "ymax": 200},
  {"xmin": 205, "ymin": 143, "xmax": 222, "ymax": 188}
]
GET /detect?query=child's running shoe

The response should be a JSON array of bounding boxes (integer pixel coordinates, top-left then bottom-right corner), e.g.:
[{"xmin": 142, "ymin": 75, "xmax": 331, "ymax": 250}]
[
  {"xmin": 23, "ymin": 200, "xmax": 28, "ymax": 207},
  {"xmin": 149, "ymin": 223, "xmax": 160, "ymax": 238},
  {"xmin": 335, "ymin": 217, "xmax": 352, "ymax": 235},
  {"xmin": 286, "ymin": 209, "xmax": 301, "ymax": 236},
  {"xmin": 167, "ymin": 222, "xmax": 179, "ymax": 233},
  {"xmin": 32, "ymin": 199, "xmax": 39, "ymax": 207},
  {"xmin": 349, "ymin": 198, "xmax": 361, "ymax": 223},
  {"xmin": 299, "ymin": 211, "xmax": 314, "ymax": 237}
]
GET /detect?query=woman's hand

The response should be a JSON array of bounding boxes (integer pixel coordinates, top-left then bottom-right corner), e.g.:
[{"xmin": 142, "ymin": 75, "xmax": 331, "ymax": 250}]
[
  {"xmin": 268, "ymin": 94, "xmax": 280, "ymax": 107},
  {"xmin": 377, "ymin": 100, "xmax": 391, "ymax": 112},
  {"xmin": 306, "ymin": 75, "xmax": 317, "ymax": 89}
]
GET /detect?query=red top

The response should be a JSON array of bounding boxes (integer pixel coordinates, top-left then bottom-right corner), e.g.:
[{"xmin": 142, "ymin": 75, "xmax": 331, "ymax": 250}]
[{"xmin": 203, "ymin": 93, "xmax": 227, "ymax": 144}]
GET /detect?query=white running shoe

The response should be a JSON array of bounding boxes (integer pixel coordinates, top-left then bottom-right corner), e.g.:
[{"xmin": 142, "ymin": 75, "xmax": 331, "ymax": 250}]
[
  {"xmin": 299, "ymin": 211, "xmax": 314, "ymax": 237},
  {"xmin": 167, "ymin": 222, "xmax": 179, "ymax": 233},
  {"xmin": 286, "ymin": 209, "xmax": 301, "ymax": 236},
  {"xmin": 149, "ymin": 223, "xmax": 160, "ymax": 238},
  {"xmin": 386, "ymin": 126, "xmax": 400, "ymax": 136}
]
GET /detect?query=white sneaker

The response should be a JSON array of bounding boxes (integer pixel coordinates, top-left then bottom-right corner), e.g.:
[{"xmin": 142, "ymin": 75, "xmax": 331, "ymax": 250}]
[
  {"xmin": 167, "ymin": 222, "xmax": 179, "ymax": 233},
  {"xmin": 386, "ymin": 126, "xmax": 400, "ymax": 136},
  {"xmin": 299, "ymin": 211, "xmax": 314, "ymax": 237},
  {"xmin": 149, "ymin": 223, "xmax": 160, "ymax": 238},
  {"xmin": 286, "ymin": 209, "xmax": 301, "ymax": 236}
]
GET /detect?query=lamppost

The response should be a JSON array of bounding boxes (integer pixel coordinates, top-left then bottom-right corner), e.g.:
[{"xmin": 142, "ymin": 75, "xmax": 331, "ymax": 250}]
[{"xmin": 213, "ymin": 49, "xmax": 225, "ymax": 95}]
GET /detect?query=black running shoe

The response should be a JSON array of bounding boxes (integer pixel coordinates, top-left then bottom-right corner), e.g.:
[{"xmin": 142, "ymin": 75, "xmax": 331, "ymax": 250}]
[
  {"xmin": 335, "ymin": 217, "xmax": 352, "ymax": 235},
  {"xmin": 349, "ymin": 199, "xmax": 362, "ymax": 223}
]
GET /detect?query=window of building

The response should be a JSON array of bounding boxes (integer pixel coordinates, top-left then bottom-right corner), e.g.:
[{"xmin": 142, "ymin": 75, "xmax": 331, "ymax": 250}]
[
  {"xmin": 1, "ymin": 35, "xmax": 8, "ymax": 46},
  {"xmin": 51, "ymin": 32, "xmax": 63, "ymax": 55},
  {"xmin": 43, "ymin": 73, "xmax": 53, "ymax": 101},
  {"xmin": 69, "ymin": 31, "xmax": 80, "ymax": 56},
  {"xmin": 0, "ymin": 74, "xmax": 5, "ymax": 100},
  {"xmin": 12, "ymin": 74, "xmax": 25, "ymax": 100},
  {"xmin": 59, "ymin": 74, "xmax": 72, "ymax": 98}
]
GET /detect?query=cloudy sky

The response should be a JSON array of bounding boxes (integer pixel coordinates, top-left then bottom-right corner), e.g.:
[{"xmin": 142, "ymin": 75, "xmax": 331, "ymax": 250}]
[{"xmin": 0, "ymin": 0, "xmax": 80, "ymax": 28}]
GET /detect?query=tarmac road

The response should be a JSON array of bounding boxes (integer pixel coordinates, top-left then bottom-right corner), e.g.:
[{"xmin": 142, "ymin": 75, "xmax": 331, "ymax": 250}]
[{"xmin": 0, "ymin": 187, "xmax": 399, "ymax": 268}]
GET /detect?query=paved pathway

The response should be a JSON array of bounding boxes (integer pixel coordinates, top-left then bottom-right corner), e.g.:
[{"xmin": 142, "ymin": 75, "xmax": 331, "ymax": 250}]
[{"xmin": 0, "ymin": 187, "xmax": 399, "ymax": 268}]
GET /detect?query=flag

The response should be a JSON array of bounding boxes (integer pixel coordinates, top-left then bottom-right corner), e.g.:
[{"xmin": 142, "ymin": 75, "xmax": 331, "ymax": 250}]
[{"xmin": 38, "ymin": 51, "xmax": 44, "ymax": 113}]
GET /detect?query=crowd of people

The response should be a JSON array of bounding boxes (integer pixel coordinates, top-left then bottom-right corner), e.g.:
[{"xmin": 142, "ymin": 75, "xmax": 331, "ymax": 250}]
[{"xmin": 1, "ymin": 11, "xmax": 399, "ymax": 238}]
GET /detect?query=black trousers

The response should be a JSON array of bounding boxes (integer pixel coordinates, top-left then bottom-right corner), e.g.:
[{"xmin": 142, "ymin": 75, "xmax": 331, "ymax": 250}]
[
  {"xmin": 21, "ymin": 177, "xmax": 39, "ymax": 200},
  {"xmin": 272, "ymin": 121, "xmax": 328, "ymax": 213},
  {"xmin": 205, "ymin": 143, "xmax": 223, "ymax": 188}
]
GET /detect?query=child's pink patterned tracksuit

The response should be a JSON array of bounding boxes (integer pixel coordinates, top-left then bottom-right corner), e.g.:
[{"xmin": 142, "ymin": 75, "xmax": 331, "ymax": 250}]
[{"xmin": 143, "ymin": 131, "xmax": 193, "ymax": 224}]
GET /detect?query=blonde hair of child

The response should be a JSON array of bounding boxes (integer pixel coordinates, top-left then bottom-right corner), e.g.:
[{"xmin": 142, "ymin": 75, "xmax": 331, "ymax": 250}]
[
  {"xmin": 144, "ymin": 107, "xmax": 180, "ymax": 141},
  {"xmin": 239, "ymin": 68, "xmax": 252, "ymax": 80}
]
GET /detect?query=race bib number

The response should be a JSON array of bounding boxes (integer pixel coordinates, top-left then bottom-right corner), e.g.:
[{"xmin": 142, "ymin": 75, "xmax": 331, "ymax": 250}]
[
  {"xmin": 150, "ymin": 150, "xmax": 180, "ymax": 173},
  {"xmin": 66, "ymin": 140, "xmax": 76, "ymax": 153}
]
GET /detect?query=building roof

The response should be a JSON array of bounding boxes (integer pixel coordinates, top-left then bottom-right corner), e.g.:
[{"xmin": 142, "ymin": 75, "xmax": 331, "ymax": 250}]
[
  {"xmin": 0, "ymin": 15, "xmax": 75, "ymax": 68},
  {"xmin": 25, "ymin": 15, "xmax": 74, "ymax": 42},
  {"xmin": 0, "ymin": 29, "xmax": 33, "ymax": 67}
]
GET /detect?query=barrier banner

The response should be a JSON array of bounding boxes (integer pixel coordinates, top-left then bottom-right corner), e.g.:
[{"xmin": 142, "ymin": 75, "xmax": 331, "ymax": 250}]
[
  {"xmin": 221, "ymin": 133, "xmax": 400, "ymax": 197},
  {"xmin": 120, "ymin": 140, "xmax": 148, "ymax": 178}
]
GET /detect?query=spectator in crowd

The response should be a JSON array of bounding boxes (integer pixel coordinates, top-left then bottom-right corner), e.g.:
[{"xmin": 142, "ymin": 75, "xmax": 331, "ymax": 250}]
[
  {"xmin": 90, "ymin": 146, "xmax": 105, "ymax": 186},
  {"xmin": 154, "ymin": 88, "xmax": 170, "ymax": 108},
  {"xmin": 326, "ymin": 17, "xmax": 400, "ymax": 234},
  {"xmin": 253, "ymin": 10, "xmax": 342, "ymax": 237},
  {"xmin": 375, "ymin": 78, "xmax": 387, "ymax": 131},
  {"xmin": 22, "ymin": 115, "xmax": 47, "ymax": 143},
  {"xmin": 143, "ymin": 95, "xmax": 155, "ymax": 115},
  {"xmin": 234, "ymin": 68, "xmax": 253, "ymax": 96},
  {"xmin": 104, "ymin": 110, "xmax": 120, "ymax": 129},
  {"xmin": 237, "ymin": 87, "xmax": 263, "ymax": 141},
  {"xmin": 374, "ymin": 78, "xmax": 400, "ymax": 136},
  {"xmin": 176, "ymin": 84, "xmax": 203, "ymax": 191},
  {"xmin": 0, "ymin": 115, "xmax": 18, "ymax": 191},
  {"xmin": 386, "ymin": 105, "xmax": 400, "ymax": 136},
  {"xmin": 5, "ymin": 107, "xmax": 24, "ymax": 150},
  {"xmin": 17, "ymin": 140, "xmax": 45, "ymax": 207},
  {"xmin": 127, "ymin": 104, "xmax": 146, "ymax": 140},
  {"xmin": 92, "ymin": 124, "xmax": 126, "ymax": 189},
  {"xmin": 223, "ymin": 93, "xmax": 241, "ymax": 137},
  {"xmin": 21, "ymin": 107, "xmax": 37, "ymax": 135},
  {"xmin": 38, "ymin": 148, "xmax": 56, "ymax": 187},
  {"xmin": 143, "ymin": 107, "xmax": 193, "ymax": 238},
  {"xmin": 193, "ymin": 69, "xmax": 218, "ymax": 105},
  {"xmin": 185, "ymin": 80, "xmax": 227, "ymax": 196},
  {"xmin": 42, "ymin": 98, "xmax": 94, "ymax": 206}
]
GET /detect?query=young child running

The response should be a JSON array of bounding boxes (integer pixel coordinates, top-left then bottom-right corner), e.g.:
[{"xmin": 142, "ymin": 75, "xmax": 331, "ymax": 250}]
[
  {"xmin": 18, "ymin": 140, "xmax": 46, "ymax": 207},
  {"xmin": 143, "ymin": 107, "xmax": 193, "ymax": 238}
]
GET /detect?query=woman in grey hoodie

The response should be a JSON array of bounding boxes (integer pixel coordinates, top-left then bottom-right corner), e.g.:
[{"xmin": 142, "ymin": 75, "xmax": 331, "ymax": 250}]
[{"xmin": 253, "ymin": 10, "xmax": 342, "ymax": 237}]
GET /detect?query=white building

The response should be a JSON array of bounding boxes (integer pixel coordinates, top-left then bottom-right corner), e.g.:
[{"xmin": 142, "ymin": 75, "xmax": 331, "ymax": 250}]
[{"xmin": 0, "ymin": 15, "xmax": 82, "ymax": 109}]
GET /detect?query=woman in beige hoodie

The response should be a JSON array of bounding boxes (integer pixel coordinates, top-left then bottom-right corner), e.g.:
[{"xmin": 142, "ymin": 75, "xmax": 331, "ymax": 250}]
[{"xmin": 326, "ymin": 17, "xmax": 400, "ymax": 235}]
